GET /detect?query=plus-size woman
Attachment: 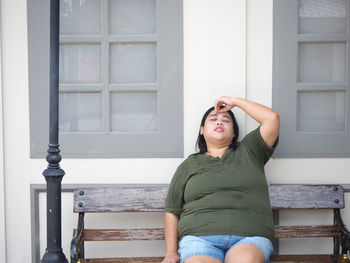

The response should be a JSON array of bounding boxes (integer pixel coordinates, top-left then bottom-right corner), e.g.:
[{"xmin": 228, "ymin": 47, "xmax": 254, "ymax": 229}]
[{"xmin": 163, "ymin": 96, "xmax": 280, "ymax": 263}]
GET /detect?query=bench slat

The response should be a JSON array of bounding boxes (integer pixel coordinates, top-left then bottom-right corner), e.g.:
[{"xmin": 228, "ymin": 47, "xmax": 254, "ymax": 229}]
[
  {"xmin": 76, "ymin": 225, "xmax": 340, "ymax": 242},
  {"xmin": 73, "ymin": 185, "xmax": 344, "ymax": 213},
  {"xmin": 79, "ymin": 228, "xmax": 164, "ymax": 241},
  {"xmin": 275, "ymin": 225, "xmax": 340, "ymax": 238},
  {"xmin": 81, "ymin": 257, "xmax": 162, "ymax": 263},
  {"xmin": 270, "ymin": 254, "xmax": 346, "ymax": 262},
  {"xmin": 74, "ymin": 186, "xmax": 168, "ymax": 213},
  {"xmin": 269, "ymin": 185, "xmax": 344, "ymax": 209},
  {"xmin": 80, "ymin": 254, "xmax": 346, "ymax": 263}
]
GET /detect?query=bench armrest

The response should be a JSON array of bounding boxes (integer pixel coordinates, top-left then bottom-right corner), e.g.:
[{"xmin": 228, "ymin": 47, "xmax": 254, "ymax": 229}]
[
  {"xmin": 70, "ymin": 213, "xmax": 85, "ymax": 263},
  {"xmin": 335, "ymin": 209, "xmax": 350, "ymax": 256}
]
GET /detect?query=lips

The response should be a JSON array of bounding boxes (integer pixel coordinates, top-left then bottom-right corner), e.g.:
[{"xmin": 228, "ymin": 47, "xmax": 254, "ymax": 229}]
[{"xmin": 215, "ymin": 126, "xmax": 224, "ymax": 132}]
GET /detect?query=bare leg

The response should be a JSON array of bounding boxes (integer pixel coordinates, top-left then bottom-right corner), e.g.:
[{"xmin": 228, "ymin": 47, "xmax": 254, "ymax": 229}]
[
  {"xmin": 224, "ymin": 243, "xmax": 265, "ymax": 263},
  {"xmin": 185, "ymin": 256, "xmax": 222, "ymax": 263}
]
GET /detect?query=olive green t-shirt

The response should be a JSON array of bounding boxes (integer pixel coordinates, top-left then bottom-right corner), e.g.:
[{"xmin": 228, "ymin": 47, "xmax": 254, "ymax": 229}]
[{"xmin": 165, "ymin": 126, "xmax": 278, "ymax": 241}]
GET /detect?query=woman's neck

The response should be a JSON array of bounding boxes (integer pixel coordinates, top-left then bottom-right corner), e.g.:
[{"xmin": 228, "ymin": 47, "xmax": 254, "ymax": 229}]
[{"xmin": 206, "ymin": 145, "xmax": 230, "ymax": 158}]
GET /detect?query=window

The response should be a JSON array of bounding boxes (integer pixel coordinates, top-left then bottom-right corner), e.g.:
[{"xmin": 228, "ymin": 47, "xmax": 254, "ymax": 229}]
[
  {"xmin": 273, "ymin": 0, "xmax": 350, "ymax": 157},
  {"xmin": 28, "ymin": 0, "xmax": 183, "ymax": 157}
]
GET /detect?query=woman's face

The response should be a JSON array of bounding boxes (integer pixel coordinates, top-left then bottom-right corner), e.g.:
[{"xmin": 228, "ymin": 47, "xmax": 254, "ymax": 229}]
[{"xmin": 200, "ymin": 110, "xmax": 234, "ymax": 147}]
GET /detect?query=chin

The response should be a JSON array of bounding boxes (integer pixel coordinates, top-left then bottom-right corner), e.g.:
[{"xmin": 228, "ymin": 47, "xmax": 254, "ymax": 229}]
[{"xmin": 213, "ymin": 136, "xmax": 230, "ymax": 142}]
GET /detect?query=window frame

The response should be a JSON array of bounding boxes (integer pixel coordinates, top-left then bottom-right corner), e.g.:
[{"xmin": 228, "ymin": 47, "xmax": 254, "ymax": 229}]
[
  {"xmin": 272, "ymin": 0, "xmax": 350, "ymax": 157},
  {"xmin": 28, "ymin": 0, "xmax": 183, "ymax": 158}
]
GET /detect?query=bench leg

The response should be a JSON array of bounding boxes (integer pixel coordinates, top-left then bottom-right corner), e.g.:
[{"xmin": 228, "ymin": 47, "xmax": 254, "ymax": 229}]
[
  {"xmin": 334, "ymin": 209, "xmax": 350, "ymax": 261},
  {"xmin": 71, "ymin": 213, "xmax": 85, "ymax": 263}
]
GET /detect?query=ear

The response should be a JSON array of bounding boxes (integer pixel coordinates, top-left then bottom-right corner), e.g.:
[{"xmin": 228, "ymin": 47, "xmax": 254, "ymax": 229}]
[{"xmin": 200, "ymin": 126, "xmax": 204, "ymax": 135}]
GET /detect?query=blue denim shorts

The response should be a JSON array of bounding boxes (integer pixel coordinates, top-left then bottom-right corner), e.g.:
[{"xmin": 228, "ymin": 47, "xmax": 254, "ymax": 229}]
[{"xmin": 178, "ymin": 235, "xmax": 273, "ymax": 263}]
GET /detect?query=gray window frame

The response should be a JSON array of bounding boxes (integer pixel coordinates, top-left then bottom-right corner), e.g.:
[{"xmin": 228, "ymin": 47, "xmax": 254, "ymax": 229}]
[
  {"xmin": 273, "ymin": 0, "xmax": 350, "ymax": 157},
  {"xmin": 28, "ymin": 0, "xmax": 183, "ymax": 158}
]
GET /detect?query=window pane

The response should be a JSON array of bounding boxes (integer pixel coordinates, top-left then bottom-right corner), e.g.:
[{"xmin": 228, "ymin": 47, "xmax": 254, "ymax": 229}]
[
  {"xmin": 59, "ymin": 93, "xmax": 102, "ymax": 132},
  {"xmin": 110, "ymin": 0, "xmax": 156, "ymax": 34},
  {"xmin": 299, "ymin": 0, "xmax": 346, "ymax": 34},
  {"xmin": 60, "ymin": 44, "xmax": 101, "ymax": 83},
  {"xmin": 299, "ymin": 42, "xmax": 345, "ymax": 83},
  {"xmin": 60, "ymin": 0, "xmax": 101, "ymax": 35},
  {"xmin": 297, "ymin": 91, "xmax": 345, "ymax": 132},
  {"xmin": 110, "ymin": 43, "xmax": 157, "ymax": 83},
  {"xmin": 111, "ymin": 92, "xmax": 157, "ymax": 132}
]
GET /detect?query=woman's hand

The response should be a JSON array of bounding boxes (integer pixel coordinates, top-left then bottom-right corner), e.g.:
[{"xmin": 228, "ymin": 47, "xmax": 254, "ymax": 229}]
[
  {"xmin": 214, "ymin": 96, "xmax": 237, "ymax": 112},
  {"xmin": 162, "ymin": 252, "xmax": 180, "ymax": 263}
]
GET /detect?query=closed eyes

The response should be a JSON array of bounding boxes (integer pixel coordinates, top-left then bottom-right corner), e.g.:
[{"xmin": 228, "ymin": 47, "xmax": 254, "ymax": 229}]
[{"xmin": 208, "ymin": 118, "xmax": 231, "ymax": 123}]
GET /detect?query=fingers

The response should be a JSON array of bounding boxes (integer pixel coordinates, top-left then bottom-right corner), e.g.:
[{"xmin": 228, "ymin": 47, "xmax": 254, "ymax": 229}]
[
  {"xmin": 214, "ymin": 99, "xmax": 225, "ymax": 113},
  {"xmin": 162, "ymin": 254, "xmax": 180, "ymax": 263},
  {"xmin": 162, "ymin": 259, "xmax": 179, "ymax": 263},
  {"xmin": 215, "ymin": 100, "xmax": 228, "ymax": 113},
  {"xmin": 214, "ymin": 96, "xmax": 235, "ymax": 112},
  {"xmin": 162, "ymin": 258, "xmax": 179, "ymax": 263}
]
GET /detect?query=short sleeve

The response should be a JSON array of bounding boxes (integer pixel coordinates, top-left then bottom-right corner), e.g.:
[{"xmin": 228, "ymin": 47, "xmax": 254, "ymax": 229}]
[
  {"xmin": 165, "ymin": 160, "xmax": 189, "ymax": 216},
  {"xmin": 240, "ymin": 126, "xmax": 279, "ymax": 166}
]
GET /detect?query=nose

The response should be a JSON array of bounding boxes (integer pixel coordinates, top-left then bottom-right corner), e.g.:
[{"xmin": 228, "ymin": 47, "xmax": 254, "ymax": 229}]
[{"xmin": 216, "ymin": 120, "xmax": 222, "ymax": 125}]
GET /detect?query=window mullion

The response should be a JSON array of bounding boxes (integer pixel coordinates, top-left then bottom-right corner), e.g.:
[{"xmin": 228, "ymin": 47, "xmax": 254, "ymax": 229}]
[{"xmin": 101, "ymin": 0, "xmax": 110, "ymax": 133}]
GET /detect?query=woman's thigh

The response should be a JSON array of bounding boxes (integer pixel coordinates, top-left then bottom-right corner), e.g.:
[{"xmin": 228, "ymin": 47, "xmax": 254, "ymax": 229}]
[
  {"xmin": 178, "ymin": 236, "xmax": 225, "ymax": 263},
  {"xmin": 224, "ymin": 236, "xmax": 273, "ymax": 263}
]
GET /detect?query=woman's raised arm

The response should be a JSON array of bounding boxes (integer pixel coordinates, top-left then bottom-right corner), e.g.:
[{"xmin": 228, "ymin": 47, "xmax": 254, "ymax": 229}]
[{"xmin": 214, "ymin": 96, "xmax": 280, "ymax": 147}]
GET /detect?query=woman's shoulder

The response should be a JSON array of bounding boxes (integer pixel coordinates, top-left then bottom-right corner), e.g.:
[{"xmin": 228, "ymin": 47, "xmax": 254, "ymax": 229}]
[
  {"xmin": 171, "ymin": 154, "xmax": 200, "ymax": 182},
  {"xmin": 180, "ymin": 153, "xmax": 201, "ymax": 168},
  {"xmin": 186, "ymin": 152, "xmax": 200, "ymax": 160},
  {"xmin": 177, "ymin": 152, "xmax": 208, "ymax": 172},
  {"xmin": 174, "ymin": 154, "xmax": 196, "ymax": 171}
]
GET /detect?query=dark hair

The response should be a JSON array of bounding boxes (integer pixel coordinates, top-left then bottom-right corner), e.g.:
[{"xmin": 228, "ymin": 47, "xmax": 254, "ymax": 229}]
[{"xmin": 194, "ymin": 106, "xmax": 239, "ymax": 154}]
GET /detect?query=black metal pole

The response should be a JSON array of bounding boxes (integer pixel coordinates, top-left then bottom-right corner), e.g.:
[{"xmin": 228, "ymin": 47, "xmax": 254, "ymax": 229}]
[{"xmin": 41, "ymin": 0, "xmax": 68, "ymax": 262}]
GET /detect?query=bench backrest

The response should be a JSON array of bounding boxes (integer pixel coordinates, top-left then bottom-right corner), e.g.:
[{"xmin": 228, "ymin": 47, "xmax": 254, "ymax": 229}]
[
  {"xmin": 73, "ymin": 184, "xmax": 344, "ymax": 213},
  {"xmin": 71, "ymin": 184, "xmax": 349, "ymax": 263}
]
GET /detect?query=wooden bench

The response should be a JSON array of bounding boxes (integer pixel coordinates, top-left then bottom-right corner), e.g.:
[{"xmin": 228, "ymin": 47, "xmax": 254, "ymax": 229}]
[{"xmin": 71, "ymin": 184, "xmax": 350, "ymax": 263}]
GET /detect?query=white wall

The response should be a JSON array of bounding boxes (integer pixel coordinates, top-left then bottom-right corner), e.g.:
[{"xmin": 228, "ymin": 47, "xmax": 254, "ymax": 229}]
[
  {"xmin": 0, "ymin": 0, "xmax": 7, "ymax": 261},
  {"xmin": 1, "ymin": 0, "xmax": 31, "ymax": 261},
  {"xmin": 0, "ymin": 0, "xmax": 349, "ymax": 262}
]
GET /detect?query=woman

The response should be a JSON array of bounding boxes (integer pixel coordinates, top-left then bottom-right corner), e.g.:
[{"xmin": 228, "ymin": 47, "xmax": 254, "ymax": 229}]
[{"xmin": 162, "ymin": 96, "xmax": 280, "ymax": 263}]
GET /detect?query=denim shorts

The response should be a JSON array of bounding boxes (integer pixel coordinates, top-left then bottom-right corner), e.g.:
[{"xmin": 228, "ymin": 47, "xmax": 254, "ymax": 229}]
[{"xmin": 178, "ymin": 235, "xmax": 273, "ymax": 263}]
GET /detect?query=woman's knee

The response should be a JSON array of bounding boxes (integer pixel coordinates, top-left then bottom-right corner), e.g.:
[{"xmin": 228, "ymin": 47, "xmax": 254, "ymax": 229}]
[
  {"xmin": 225, "ymin": 244, "xmax": 265, "ymax": 263},
  {"xmin": 185, "ymin": 255, "xmax": 221, "ymax": 263},
  {"xmin": 229, "ymin": 252, "xmax": 262, "ymax": 263}
]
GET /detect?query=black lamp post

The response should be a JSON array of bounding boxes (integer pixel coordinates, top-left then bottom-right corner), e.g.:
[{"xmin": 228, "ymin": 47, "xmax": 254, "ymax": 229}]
[{"xmin": 41, "ymin": 0, "xmax": 68, "ymax": 262}]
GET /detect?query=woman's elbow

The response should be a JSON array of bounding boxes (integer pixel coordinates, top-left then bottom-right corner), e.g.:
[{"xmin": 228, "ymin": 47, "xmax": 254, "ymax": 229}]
[
  {"xmin": 267, "ymin": 111, "xmax": 280, "ymax": 131},
  {"xmin": 267, "ymin": 110, "xmax": 280, "ymax": 124}
]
